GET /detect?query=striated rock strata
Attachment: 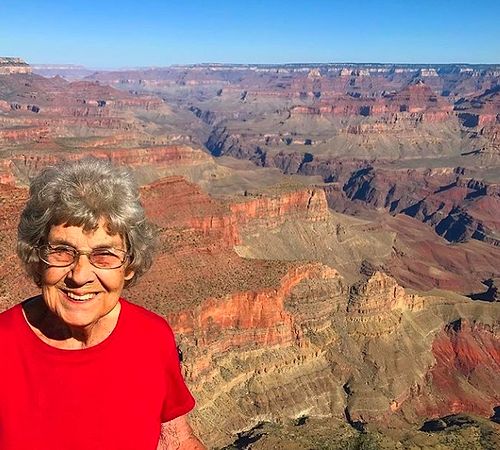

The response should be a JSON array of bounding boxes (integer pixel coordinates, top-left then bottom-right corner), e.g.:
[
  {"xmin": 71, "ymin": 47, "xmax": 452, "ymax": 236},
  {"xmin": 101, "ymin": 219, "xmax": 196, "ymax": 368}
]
[
  {"xmin": 161, "ymin": 266, "xmax": 499, "ymax": 448},
  {"xmin": 0, "ymin": 57, "xmax": 32, "ymax": 75}
]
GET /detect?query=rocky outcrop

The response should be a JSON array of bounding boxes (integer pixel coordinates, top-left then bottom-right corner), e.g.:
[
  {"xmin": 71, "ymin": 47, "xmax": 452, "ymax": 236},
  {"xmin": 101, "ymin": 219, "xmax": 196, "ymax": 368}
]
[
  {"xmin": 0, "ymin": 125, "xmax": 51, "ymax": 144},
  {"xmin": 290, "ymin": 81, "xmax": 453, "ymax": 124},
  {"xmin": 0, "ymin": 145, "xmax": 213, "ymax": 185},
  {"xmin": 240, "ymin": 153, "xmax": 499, "ymax": 247},
  {"xmin": 0, "ymin": 72, "xmax": 171, "ymax": 155},
  {"xmin": 379, "ymin": 213, "xmax": 500, "ymax": 295},
  {"xmin": 230, "ymin": 188, "xmax": 329, "ymax": 228},
  {"xmin": 168, "ymin": 264, "xmax": 329, "ymax": 340},
  {"xmin": 413, "ymin": 319, "xmax": 500, "ymax": 419},
  {"xmin": 455, "ymin": 85, "xmax": 500, "ymax": 127},
  {"xmin": 141, "ymin": 176, "xmax": 240, "ymax": 250},
  {"xmin": 159, "ymin": 267, "xmax": 499, "ymax": 448},
  {"xmin": 0, "ymin": 57, "xmax": 31, "ymax": 75},
  {"xmin": 339, "ymin": 166, "xmax": 500, "ymax": 245}
]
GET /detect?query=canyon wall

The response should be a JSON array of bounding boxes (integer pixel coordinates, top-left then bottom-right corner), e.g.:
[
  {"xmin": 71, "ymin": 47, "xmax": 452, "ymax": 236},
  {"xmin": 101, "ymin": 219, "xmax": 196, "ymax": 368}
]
[
  {"xmin": 133, "ymin": 178, "xmax": 500, "ymax": 447},
  {"xmin": 163, "ymin": 265, "xmax": 499, "ymax": 448},
  {"xmin": 0, "ymin": 57, "xmax": 32, "ymax": 75}
]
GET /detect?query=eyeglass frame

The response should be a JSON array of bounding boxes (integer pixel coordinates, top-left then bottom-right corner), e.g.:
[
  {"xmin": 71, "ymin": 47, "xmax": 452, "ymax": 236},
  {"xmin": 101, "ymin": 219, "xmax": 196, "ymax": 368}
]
[{"xmin": 36, "ymin": 243, "xmax": 130, "ymax": 270}]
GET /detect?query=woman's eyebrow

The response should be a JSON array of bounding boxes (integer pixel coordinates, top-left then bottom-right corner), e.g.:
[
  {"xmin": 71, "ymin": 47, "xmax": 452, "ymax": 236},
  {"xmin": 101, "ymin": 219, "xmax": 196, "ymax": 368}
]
[
  {"xmin": 47, "ymin": 239, "xmax": 74, "ymax": 246},
  {"xmin": 48, "ymin": 239, "xmax": 117, "ymax": 248}
]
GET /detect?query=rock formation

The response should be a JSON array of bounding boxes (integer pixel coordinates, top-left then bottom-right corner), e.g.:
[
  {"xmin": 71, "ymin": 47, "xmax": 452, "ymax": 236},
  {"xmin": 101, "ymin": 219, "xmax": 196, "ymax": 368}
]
[
  {"xmin": 132, "ymin": 177, "xmax": 500, "ymax": 448},
  {"xmin": 0, "ymin": 57, "xmax": 32, "ymax": 75}
]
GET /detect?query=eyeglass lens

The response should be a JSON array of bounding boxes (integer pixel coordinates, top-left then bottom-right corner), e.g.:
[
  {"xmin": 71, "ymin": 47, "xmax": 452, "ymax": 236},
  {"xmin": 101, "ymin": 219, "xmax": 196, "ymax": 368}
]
[{"xmin": 39, "ymin": 245, "xmax": 126, "ymax": 269}]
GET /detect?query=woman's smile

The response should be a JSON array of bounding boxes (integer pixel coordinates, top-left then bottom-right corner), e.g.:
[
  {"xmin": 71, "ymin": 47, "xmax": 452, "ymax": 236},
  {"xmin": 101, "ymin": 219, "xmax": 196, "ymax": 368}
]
[{"xmin": 63, "ymin": 290, "xmax": 99, "ymax": 302}]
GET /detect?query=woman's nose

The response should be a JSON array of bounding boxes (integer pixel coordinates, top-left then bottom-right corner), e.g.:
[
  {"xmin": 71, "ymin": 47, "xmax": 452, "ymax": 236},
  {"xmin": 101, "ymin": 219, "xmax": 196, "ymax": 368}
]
[{"xmin": 66, "ymin": 254, "xmax": 95, "ymax": 284}]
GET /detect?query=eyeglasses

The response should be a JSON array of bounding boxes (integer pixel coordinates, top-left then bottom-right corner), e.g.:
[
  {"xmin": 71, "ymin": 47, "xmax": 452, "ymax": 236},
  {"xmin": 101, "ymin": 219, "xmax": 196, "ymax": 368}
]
[{"xmin": 37, "ymin": 244, "xmax": 129, "ymax": 269}]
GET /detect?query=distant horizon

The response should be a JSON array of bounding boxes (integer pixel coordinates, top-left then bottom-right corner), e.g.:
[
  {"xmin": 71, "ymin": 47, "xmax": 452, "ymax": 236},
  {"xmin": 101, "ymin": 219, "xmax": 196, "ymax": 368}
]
[
  {"xmin": 25, "ymin": 61, "xmax": 500, "ymax": 71},
  {"xmin": 2, "ymin": 0, "xmax": 499, "ymax": 68}
]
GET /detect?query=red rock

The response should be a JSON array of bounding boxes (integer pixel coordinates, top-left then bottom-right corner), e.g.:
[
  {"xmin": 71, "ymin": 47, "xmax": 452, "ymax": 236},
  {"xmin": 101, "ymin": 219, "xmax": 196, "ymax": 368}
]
[{"xmin": 416, "ymin": 320, "xmax": 500, "ymax": 418}]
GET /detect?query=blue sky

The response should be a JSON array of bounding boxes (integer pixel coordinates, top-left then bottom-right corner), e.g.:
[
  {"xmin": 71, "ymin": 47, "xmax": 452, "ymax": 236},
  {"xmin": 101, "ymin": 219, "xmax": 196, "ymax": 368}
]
[{"xmin": 1, "ymin": 0, "xmax": 499, "ymax": 68}]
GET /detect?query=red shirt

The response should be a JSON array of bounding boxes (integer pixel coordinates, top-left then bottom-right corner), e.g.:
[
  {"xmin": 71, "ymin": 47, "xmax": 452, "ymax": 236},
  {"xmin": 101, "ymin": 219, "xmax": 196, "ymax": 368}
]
[{"xmin": 0, "ymin": 298, "xmax": 195, "ymax": 450}]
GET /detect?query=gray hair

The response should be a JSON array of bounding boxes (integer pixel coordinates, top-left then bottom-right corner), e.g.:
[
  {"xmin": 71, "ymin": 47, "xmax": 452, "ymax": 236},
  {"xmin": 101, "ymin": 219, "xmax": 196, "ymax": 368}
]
[{"xmin": 17, "ymin": 158, "xmax": 157, "ymax": 287}]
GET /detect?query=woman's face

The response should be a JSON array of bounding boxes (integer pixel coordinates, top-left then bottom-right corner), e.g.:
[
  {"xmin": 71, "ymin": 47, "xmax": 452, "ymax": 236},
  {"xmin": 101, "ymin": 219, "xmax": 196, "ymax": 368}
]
[{"xmin": 40, "ymin": 220, "xmax": 134, "ymax": 330}]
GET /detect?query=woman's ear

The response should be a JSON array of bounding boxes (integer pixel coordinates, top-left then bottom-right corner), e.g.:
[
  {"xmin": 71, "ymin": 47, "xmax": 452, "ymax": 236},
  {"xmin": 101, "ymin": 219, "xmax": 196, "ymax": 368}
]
[{"xmin": 124, "ymin": 267, "xmax": 135, "ymax": 281}]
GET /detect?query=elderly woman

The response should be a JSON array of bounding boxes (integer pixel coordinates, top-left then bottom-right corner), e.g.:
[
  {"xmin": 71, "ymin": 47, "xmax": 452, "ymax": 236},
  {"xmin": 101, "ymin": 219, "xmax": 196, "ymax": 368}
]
[{"xmin": 0, "ymin": 159, "xmax": 205, "ymax": 450}]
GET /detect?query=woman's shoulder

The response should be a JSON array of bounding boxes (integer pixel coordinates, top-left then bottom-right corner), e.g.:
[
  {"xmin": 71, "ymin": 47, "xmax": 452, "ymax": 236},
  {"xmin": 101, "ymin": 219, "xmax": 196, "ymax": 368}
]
[
  {"xmin": 120, "ymin": 298, "xmax": 174, "ymax": 337},
  {"xmin": 0, "ymin": 302, "xmax": 30, "ymax": 350},
  {"xmin": 0, "ymin": 302, "xmax": 24, "ymax": 331},
  {"xmin": 119, "ymin": 299, "xmax": 179, "ymax": 356}
]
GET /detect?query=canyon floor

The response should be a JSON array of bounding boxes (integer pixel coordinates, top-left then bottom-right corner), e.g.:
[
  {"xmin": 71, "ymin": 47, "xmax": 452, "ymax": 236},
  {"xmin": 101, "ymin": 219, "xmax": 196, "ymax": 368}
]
[{"xmin": 0, "ymin": 59, "xmax": 499, "ymax": 448}]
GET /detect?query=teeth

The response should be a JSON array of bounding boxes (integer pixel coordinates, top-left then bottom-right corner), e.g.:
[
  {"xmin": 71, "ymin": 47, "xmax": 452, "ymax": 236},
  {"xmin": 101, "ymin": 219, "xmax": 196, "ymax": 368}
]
[{"xmin": 66, "ymin": 292, "xmax": 97, "ymax": 301}]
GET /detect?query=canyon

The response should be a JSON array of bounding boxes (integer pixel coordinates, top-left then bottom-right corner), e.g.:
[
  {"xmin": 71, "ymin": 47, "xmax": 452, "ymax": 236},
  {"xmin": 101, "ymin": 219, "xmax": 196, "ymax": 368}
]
[{"xmin": 0, "ymin": 60, "xmax": 499, "ymax": 448}]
